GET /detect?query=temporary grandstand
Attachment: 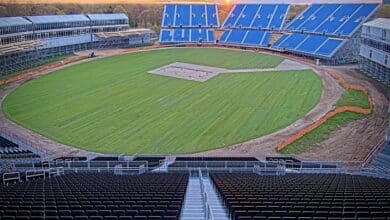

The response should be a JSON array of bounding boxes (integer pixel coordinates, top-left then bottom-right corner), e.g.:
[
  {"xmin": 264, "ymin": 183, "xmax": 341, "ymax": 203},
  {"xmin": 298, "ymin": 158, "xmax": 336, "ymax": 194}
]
[
  {"xmin": 359, "ymin": 18, "xmax": 390, "ymax": 86},
  {"xmin": 0, "ymin": 13, "xmax": 152, "ymax": 76},
  {"xmin": 159, "ymin": 3, "xmax": 380, "ymax": 65},
  {"xmin": 160, "ymin": 4, "xmax": 219, "ymax": 43}
]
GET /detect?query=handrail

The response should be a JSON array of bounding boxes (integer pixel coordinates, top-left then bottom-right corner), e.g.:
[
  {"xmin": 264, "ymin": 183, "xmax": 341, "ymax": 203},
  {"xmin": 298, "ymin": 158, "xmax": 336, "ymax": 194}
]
[
  {"xmin": 362, "ymin": 137, "xmax": 387, "ymax": 167},
  {"xmin": 198, "ymin": 168, "xmax": 214, "ymax": 220},
  {"xmin": 2, "ymin": 172, "xmax": 20, "ymax": 185}
]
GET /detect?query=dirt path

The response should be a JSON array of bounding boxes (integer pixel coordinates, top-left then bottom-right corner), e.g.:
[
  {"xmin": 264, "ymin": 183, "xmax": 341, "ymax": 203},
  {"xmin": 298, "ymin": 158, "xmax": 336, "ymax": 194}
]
[{"xmin": 297, "ymin": 67, "xmax": 388, "ymax": 161}]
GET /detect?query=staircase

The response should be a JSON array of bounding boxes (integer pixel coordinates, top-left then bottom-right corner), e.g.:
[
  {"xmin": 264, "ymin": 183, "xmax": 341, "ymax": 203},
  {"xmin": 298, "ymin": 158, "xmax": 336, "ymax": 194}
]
[
  {"xmin": 181, "ymin": 174, "xmax": 229, "ymax": 220},
  {"xmin": 269, "ymin": 33, "xmax": 283, "ymax": 45},
  {"xmin": 202, "ymin": 176, "xmax": 229, "ymax": 220},
  {"xmin": 181, "ymin": 177, "xmax": 205, "ymax": 220}
]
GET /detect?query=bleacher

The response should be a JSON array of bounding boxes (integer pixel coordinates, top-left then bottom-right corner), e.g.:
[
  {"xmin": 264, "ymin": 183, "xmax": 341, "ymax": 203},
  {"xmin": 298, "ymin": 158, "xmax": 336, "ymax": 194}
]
[
  {"xmin": 272, "ymin": 33, "xmax": 346, "ymax": 58},
  {"xmin": 211, "ymin": 173, "xmax": 390, "ymax": 219},
  {"xmin": 286, "ymin": 4, "xmax": 378, "ymax": 37},
  {"xmin": 219, "ymin": 29, "xmax": 271, "ymax": 47},
  {"xmin": 159, "ymin": 4, "xmax": 218, "ymax": 44},
  {"xmin": 162, "ymin": 4, "xmax": 218, "ymax": 28},
  {"xmin": 223, "ymin": 4, "xmax": 289, "ymax": 30},
  {"xmin": 269, "ymin": 3, "xmax": 379, "ymax": 61},
  {"xmin": 160, "ymin": 28, "xmax": 215, "ymax": 43},
  {"xmin": 0, "ymin": 136, "xmax": 39, "ymax": 160},
  {"xmin": 0, "ymin": 173, "xmax": 188, "ymax": 219},
  {"xmin": 219, "ymin": 4, "xmax": 288, "ymax": 48}
]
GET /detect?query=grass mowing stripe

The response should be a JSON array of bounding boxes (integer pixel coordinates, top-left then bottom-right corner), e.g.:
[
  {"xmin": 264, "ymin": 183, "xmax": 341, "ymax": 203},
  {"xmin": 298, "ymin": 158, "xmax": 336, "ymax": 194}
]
[{"xmin": 4, "ymin": 48, "xmax": 321, "ymax": 154}]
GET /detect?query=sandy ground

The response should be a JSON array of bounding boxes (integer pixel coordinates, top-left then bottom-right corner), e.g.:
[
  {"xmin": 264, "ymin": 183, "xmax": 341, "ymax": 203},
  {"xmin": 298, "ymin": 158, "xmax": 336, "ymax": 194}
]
[
  {"xmin": 149, "ymin": 59, "xmax": 311, "ymax": 82},
  {"xmin": 297, "ymin": 67, "xmax": 389, "ymax": 161},
  {"xmin": 0, "ymin": 47, "xmax": 388, "ymax": 162}
]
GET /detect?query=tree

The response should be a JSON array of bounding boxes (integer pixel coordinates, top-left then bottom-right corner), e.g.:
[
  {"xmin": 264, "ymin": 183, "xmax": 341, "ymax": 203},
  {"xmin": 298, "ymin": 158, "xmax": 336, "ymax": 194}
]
[
  {"xmin": 0, "ymin": 6, "xmax": 8, "ymax": 16},
  {"xmin": 113, "ymin": 5, "xmax": 127, "ymax": 14}
]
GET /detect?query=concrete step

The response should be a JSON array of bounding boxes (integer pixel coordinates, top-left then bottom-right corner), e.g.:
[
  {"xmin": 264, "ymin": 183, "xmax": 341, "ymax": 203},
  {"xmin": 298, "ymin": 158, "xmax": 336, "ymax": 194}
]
[{"xmin": 181, "ymin": 177, "xmax": 205, "ymax": 219}]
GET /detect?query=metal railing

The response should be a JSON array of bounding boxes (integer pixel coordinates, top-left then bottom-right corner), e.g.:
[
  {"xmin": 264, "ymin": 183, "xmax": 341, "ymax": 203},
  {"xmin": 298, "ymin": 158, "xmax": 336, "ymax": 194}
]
[
  {"xmin": 2, "ymin": 158, "xmax": 390, "ymax": 179},
  {"xmin": 0, "ymin": 127, "xmax": 52, "ymax": 159},
  {"xmin": 199, "ymin": 169, "xmax": 214, "ymax": 220}
]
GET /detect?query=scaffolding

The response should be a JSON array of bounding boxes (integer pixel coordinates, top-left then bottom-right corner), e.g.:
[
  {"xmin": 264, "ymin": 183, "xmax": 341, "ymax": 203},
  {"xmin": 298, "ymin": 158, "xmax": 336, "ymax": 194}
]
[{"xmin": 0, "ymin": 14, "xmax": 155, "ymax": 76}]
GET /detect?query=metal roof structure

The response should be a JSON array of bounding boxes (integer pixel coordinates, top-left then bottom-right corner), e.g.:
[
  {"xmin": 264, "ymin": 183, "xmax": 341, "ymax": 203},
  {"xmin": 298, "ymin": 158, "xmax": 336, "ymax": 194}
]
[
  {"xmin": 364, "ymin": 18, "xmax": 390, "ymax": 31},
  {"xmin": 87, "ymin": 13, "xmax": 128, "ymax": 21},
  {"xmin": 25, "ymin": 14, "xmax": 90, "ymax": 24},
  {"xmin": 0, "ymin": 17, "xmax": 32, "ymax": 27}
]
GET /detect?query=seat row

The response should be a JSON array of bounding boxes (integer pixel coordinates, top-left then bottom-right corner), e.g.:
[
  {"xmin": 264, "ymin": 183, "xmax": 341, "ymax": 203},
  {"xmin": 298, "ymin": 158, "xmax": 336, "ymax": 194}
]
[
  {"xmin": 0, "ymin": 173, "xmax": 188, "ymax": 219},
  {"xmin": 210, "ymin": 173, "xmax": 390, "ymax": 219}
]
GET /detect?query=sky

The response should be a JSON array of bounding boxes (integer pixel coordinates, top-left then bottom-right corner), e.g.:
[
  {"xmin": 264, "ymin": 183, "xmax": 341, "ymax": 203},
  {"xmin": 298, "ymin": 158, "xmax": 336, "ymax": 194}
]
[{"xmin": 0, "ymin": 0, "xmax": 383, "ymax": 4}]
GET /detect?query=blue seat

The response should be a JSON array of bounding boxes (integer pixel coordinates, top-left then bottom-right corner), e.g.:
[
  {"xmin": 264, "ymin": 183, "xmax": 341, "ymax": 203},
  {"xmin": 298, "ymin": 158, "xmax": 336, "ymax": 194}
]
[
  {"xmin": 315, "ymin": 4, "xmax": 360, "ymax": 34},
  {"xmin": 160, "ymin": 29, "xmax": 173, "ymax": 42},
  {"xmin": 279, "ymin": 33, "xmax": 308, "ymax": 50},
  {"xmin": 299, "ymin": 4, "xmax": 340, "ymax": 32},
  {"xmin": 220, "ymin": 30, "xmax": 230, "ymax": 42},
  {"xmin": 190, "ymin": 29, "xmax": 208, "ymax": 42},
  {"xmin": 287, "ymin": 4, "xmax": 321, "ymax": 30},
  {"xmin": 315, "ymin": 38, "xmax": 344, "ymax": 57},
  {"xmin": 251, "ymin": 4, "xmax": 275, "ymax": 29},
  {"xmin": 206, "ymin": 4, "xmax": 218, "ymax": 27},
  {"xmin": 191, "ymin": 4, "xmax": 206, "ymax": 27},
  {"xmin": 235, "ymin": 5, "xmax": 259, "ymax": 27},
  {"xmin": 271, "ymin": 34, "xmax": 289, "ymax": 48},
  {"xmin": 296, "ymin": 35, "xmax": 328, "ymax": 53},
  {"xmin": 173, "ymin": 28, "xmax": 190, "ymax": 42},
  {"xmin": 226, "ymin": 29, "xmax": 247, "ymax": 44},
  {"xmin": 162, "ymin": 4, "xmax": 175, "ymax": 27},
  {"xmin": 287, "ymin": 3, "xmax": 378, "ymax": 37},
  {"xmin": 208, "ymin": 30, "xmax": 215, "ymax": 41},
  {"xmin": 334, "ymin": 4, "xmax": 378, "ymax": 36},
  {"xmin": 269, "ymin": 4, "xmax": 289, "ymax": 29},
  {"xmin": 175, "ymin": 4, "xmax": 190, "ymax": 27},
  {"xmin": 224, "ymin": 4, "xmax": 245, "ymax": 27},
  {"xmin": 242, "ymin": 30, "xmax": 264, "ymax": 45}
]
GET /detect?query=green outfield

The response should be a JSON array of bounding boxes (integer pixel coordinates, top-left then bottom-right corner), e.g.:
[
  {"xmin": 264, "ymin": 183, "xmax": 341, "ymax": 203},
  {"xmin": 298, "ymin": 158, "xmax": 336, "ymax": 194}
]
[{"xmin": 3, "ymin": 48, "xmax": 322, "ymax": 154}]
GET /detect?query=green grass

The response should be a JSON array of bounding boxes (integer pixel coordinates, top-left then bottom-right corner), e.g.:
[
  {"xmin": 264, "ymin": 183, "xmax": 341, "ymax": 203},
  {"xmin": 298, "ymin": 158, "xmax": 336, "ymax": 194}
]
[
  {"xmin": 0, "ymin": 85, "xmax": 4, "ymax": 91},
  {"xmin": 336, "ymin": 89, "xmax": 370, "ymax": 109},
  {"xmin": 3, "ymin": 48, "xmax": 322, "ymax": 155},
  {"xmin": 280, "ymin": 88, "xmax": 370, "ymax": 154},
  {"xmin": 0, "ymin": 54, "xmax": 72, "ymax": 81}
]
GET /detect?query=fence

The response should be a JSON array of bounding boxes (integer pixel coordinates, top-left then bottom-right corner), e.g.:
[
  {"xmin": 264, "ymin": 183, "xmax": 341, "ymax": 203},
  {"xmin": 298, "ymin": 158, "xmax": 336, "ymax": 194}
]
[
  {"xmin": 2, "ymin": 159, "xmax": 390, "ymax": 180},
  {"xmin": 0, "ymin": 127, "xmax": 51, "ymax": 159}
]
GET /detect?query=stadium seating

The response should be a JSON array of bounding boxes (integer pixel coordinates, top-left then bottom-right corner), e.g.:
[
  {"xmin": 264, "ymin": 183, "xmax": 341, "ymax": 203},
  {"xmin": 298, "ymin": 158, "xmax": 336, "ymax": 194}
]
[
  {"xmin": 220, "ymin": 29, "xmax": 271, "ymax": 47},
  {"xmin": 223, "ymin": 4, "xmax": 289, "ymax": 30},
  {"xmin": 211, "ymin": 173, "xmax": 390, "ymax": 219},
  {"xmin": 0, "ymin": 173, "xmax": 188, "ymax": 219},
  {"xmin": 286, "ymin": 4, "xmax": 378, "ymax": 37},
  {"xmin": 0, "ymin": 136, "xmax": 39, "ymax": 160},
  {"xmin": 159, "ymin": 3, "xmax": 219, "ymax": 44},
  {"xmin": 219, "ymin": 4, "xmax": 288, "ymax": 48},
  {"xmin": 160, "ymin": 28, "xmax": 215, "ymax": 43},
  {"xmin": 162, "ymin": 4, "xmax": 218, "ymax": 28},
  {"xmin": 272, "ymin": 33, "xmax": 346, "ymax": 58}
]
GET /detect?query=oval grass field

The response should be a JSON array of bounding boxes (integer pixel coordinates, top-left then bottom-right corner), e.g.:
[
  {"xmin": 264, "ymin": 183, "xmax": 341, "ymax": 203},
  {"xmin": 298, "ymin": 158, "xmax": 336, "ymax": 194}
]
[{"xmin": 3, "ymin": 48, "xmax": 323, "ymax": 154}]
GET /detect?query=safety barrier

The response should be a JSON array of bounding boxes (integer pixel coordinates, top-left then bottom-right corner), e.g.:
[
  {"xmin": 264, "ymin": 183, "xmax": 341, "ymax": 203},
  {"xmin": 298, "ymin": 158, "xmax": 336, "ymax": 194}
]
[{"xmin": 2, "ymin": 172, "xmax": 20, "ymax": 185}]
